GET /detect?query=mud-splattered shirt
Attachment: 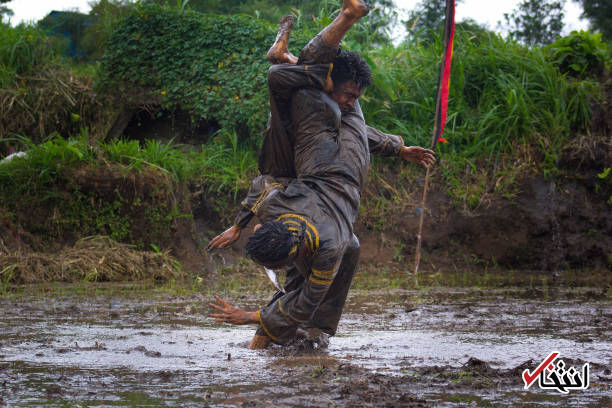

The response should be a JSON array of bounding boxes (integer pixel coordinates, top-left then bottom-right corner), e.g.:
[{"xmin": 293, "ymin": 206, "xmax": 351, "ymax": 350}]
[{"xmin": 238, "ymin": 63, "xmax": 404, "ymax": 233}]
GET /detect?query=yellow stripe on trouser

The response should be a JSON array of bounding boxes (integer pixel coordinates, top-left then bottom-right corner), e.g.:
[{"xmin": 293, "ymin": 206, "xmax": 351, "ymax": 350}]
[
  {"xmin": 277, "ymin": 299, "xmax": 296, "ymax": 324},
  {"xmin": 304, "ymin": 65, "xmax": 313, "ymax": 85},
  {"xmin": 326, "ymin": 62, "xmax": 334, "ymax": 83},
  {"xmin": 309, "ymin": 275, "xmax": 332, "ymax": 285},
  {"xmin": 311, "ymin": 268, "xmax": 335, "ymax": 279},
  {"xmin": 256, "ymin": 310, "xmax": 279, "ymax": 342},
  {"xmin": 305, "ymin": 230, "xmax": 314, "ymax": 252}
]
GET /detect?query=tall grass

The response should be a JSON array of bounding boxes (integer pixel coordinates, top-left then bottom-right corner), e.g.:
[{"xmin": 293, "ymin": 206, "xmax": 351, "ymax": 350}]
[
  {"xmin": 361, "ymin": 29, "xmax": 595, "ymax": 172},
  {"xmin": 192, "ymin": 129, "xmax": 258, "ymax": 198},
  {"xmin": 0, "ymin": 23, "xmax": 58, "ymax": 87},
  {"xmin": 102, "ymin": 138, "xmax": 188, "ymax": 181},
  {"xmin": 101, "ymin": 130, "xmax": 257, "ymax": 196},
  {"xmin": 2, "ymin": 132, "xmax": 256, "ymax": 202},
  {"xmin": 0, "ymin": 134, "xmax": 95, "ymax": 199}
]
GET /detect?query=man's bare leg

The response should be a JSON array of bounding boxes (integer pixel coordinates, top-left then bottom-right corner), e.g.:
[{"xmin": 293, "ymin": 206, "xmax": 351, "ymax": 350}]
[
  {"xmin": 267, "ymin": 15, "xmax": 298, "ymax": 64},
  {"xmin": 319, "ymin": 0, "xmax": 370, "ymax": 49},
  {"xmin": 248, "ymin": 334, "xmax": 271, "ymax": 349}
]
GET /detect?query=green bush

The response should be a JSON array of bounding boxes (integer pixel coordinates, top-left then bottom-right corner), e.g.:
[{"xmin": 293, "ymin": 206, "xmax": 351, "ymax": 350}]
[
  {"xmin": 545, "ymin": 30, "xmax": 610, "ymax": 80},
  {"xmin": 100, "ymin": 3, "xmax": 310, "ymax": 143}
]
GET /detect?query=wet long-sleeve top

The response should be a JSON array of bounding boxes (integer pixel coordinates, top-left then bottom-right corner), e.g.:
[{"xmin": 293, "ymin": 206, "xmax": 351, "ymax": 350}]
[{"xmin": 237, "ymin": 64, "xmax": 404, "ymax": 231}]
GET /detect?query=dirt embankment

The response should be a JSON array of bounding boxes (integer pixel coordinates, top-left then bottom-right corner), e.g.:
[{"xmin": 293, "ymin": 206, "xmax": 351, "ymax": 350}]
[
  {"xmin": 2, "ymin": 140, "xmax": 609, "ymax": 283},
  {"xmin": 0, "ymin": 163, "xmax": 208, "ymax": 283},
  {"xmin": 1, "ymin": 130, "xmax": 609, "ymax": 282},
  {"xmin": 194, "ymin": 134, "xmax": 611, "ymax": 275},
  {"xmin": 356, "ymin": 80, "xmax": 612, "ymax": 273},
  {"xmin": 357, "ymin": 171, "xmax": 611, "ymax": 272}
]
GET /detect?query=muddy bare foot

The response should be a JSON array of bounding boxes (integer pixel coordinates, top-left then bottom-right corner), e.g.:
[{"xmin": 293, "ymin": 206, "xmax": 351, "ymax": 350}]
[
  {"xmin": 248, "ymin": 334, "xmax": 271, "ymax": 349},
  {"xmin": 267, "ymin": 15, "xmax": 298, "ymax": 64},
  {"xmin": 342, "ymin": 0, "xmax": 370, "ymax": 19}
]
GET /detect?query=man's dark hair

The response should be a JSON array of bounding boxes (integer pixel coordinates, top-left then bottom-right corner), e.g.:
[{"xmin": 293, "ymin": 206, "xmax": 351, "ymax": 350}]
[
  {"xmin": 331, "ymin": 50, "xmax": 372, "ymax": 89},
  {"xmin": 246, "ymin": 220, "xmax": 297, "ymax": 264}
]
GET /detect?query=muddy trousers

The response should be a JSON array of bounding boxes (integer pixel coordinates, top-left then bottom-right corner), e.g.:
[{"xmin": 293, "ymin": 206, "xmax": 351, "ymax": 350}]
[
  {"xmin": 256, "ymin": 234, "xmax": 360, "ymax": 339},
  {"xmin": 258, "ymin": 34, "xmax": 339, "ymax": 178}
]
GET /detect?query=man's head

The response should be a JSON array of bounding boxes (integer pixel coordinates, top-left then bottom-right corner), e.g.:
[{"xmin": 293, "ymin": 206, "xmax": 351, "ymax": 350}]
[
  {"xmin": 245, "ymin": 220, "xmax": 304, "ymax": 268},
  {"xmin": 330, "ymin": 50, "xmax": 372, "ymax": 113}
]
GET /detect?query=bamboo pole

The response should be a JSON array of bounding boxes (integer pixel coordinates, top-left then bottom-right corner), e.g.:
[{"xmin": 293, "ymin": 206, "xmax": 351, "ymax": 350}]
[
  {"xmin": 414, "ymin": 0, "xmax": 454, "ymax": 279},
  {"xmin": 413, "ymin": 85, "xmax": 442, "ymax": 283}
]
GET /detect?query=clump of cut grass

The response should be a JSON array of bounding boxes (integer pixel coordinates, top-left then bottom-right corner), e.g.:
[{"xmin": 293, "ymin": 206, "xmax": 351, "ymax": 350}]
[
  {"xmin": 0, "ymin": 23, "xmax": 109, "ymax": 145},
  {"xmin": 0, "ymin": 235, "xmax": 183, "ymax": 284},
  {"xmin": 0, "ymin": 67, "xmax": 106, "ymax": 145}
]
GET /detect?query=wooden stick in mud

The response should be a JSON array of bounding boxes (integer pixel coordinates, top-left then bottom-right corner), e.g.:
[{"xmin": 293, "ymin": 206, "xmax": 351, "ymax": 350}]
[{"xmin": 413, "ymin": 95, "xmax": 440, "ymax": 281}]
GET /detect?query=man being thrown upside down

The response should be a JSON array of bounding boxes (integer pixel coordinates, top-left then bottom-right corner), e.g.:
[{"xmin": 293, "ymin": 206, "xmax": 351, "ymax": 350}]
[{"xmin": 208, "ymin": 0, "xmax": 435, "ymax": 349}]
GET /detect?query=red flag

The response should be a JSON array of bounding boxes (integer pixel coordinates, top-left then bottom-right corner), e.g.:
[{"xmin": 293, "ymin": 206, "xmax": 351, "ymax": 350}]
[{"xmin": 432, "ymin": 0, "xmax": 455, "ymax": 147}]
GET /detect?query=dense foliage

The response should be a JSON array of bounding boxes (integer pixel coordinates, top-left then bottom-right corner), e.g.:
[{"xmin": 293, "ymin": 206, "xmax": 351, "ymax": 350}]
[
  {"xmin": 100, "ymin": 3, "xmax": 308, "ymax": 143},
  {"xmin": 545, "ymin": 29, "xmax": 610, "ymax": 79},
  {"xmin": 100, "ymin": 2, "xmax": 600, "ymax": 167},
  {"xmin": 0, "ymin": 23, "xmax": 58, "ymax": 86},
  {"xmin": 363, "ymin": 29, "xmax": 595, "ymax": 163}
]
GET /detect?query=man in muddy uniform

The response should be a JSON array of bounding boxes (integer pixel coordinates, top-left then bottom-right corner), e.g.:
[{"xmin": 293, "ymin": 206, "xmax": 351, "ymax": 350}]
[{"xmin": 209, "ymin": 0, "xmax": 434, "ymax": 348}]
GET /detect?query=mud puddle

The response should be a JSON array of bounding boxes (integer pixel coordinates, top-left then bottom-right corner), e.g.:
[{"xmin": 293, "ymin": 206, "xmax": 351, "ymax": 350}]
[{"xmin": 0, "ymin": 286, "xmax": 610, "ymax": 407}]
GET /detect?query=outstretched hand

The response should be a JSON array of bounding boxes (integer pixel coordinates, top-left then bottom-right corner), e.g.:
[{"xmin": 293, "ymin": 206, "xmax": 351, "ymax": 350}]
[
  {"xmin": 209, "ymin": 296, "xmax": 258, "ymax": 325},
  {"xmin": 400, "ymin": 146, "xmax": 436, "ymax": 168},
  {"xmin": 207, "ymin": 225, "xmax": 241, "ymax": 251}
]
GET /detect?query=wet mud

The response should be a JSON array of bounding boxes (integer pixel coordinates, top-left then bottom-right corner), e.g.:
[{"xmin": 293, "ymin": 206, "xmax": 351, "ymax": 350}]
[{"xmin": 0, "ymin": 286, "xmax": 610, "ymax": 407}]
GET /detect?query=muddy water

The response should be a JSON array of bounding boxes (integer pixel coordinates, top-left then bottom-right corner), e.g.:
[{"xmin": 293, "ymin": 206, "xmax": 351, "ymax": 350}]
[{"xmin": 0, "ymin": 286, "xmax": 610, "ymax": 407}]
